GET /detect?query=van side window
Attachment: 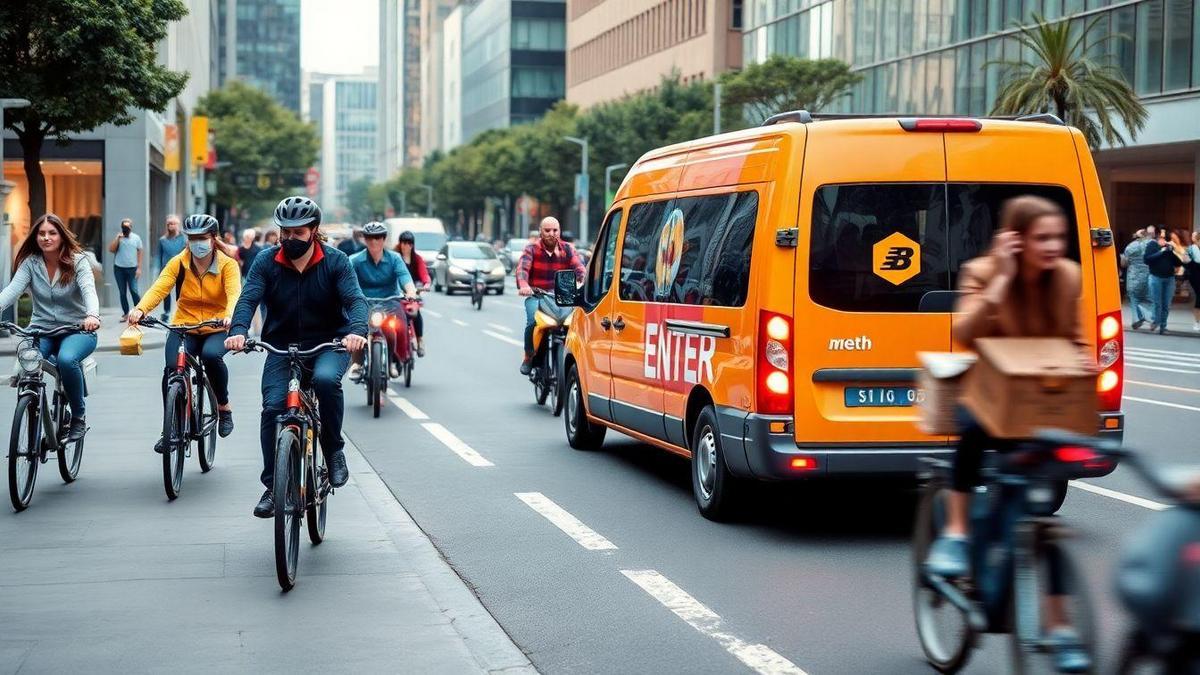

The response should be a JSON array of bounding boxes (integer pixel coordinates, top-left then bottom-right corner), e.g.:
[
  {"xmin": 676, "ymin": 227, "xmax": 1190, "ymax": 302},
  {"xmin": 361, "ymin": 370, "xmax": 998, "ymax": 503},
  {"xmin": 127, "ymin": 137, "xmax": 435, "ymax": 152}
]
[
  {"xmin": 619, "ymin": 199, "xmax": 672, "ymax": 302},
  {"xmin": 586, "ymin": 208, "xmax": 622, "ymax": 303},
  {"xmin": 668, "ymin": 191, "xmax": 758, "ymax": 306}
]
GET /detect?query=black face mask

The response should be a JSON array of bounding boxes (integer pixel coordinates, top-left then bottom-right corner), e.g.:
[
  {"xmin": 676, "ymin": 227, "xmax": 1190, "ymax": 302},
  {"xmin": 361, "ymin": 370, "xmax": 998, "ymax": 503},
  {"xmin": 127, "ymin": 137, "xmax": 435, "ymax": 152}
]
[
  {"xmin": 121, "ymin": 225, "xmax": 131, "ymax": 236},
  {"xmin": 281, "ymin": 236, "xmax": 312, "ymax": 260}
]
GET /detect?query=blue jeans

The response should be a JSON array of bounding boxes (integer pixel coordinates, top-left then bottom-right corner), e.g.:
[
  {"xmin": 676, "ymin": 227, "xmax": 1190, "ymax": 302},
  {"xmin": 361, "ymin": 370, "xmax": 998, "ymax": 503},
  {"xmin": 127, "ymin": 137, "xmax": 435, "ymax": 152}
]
[
  {"xmin": 523, "ymin": 296, "xmax": 539, "ymax": 355},
  {"xmin": 258, "ymin": 349, "xmax": 350, "ymax": 488},
  {"xmin": 1148, "ymin": 275, "xmax": 1175, "ymax": 329},
  {"xmin": 113, "ymin": 266, "xmax": 141, "ymax": 315},
  {"xmin": 37, "ymin": 332, "xmax": 98, "ymax": 417},
  {"xmin": 1126, "ymin": 280, "xmax": 1150, "ymax": 323},
  {"xmin": 163, "ymin": 331, "xmax": 229, "ymax": 406}
]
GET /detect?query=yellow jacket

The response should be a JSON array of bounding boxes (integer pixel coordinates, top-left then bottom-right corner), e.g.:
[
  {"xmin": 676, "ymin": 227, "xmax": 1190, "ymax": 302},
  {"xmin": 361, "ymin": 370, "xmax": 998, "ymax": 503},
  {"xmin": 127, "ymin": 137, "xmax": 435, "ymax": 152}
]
[{"xmin": 136, "ymin": 249, "xmax": 241, "ymax": 334}]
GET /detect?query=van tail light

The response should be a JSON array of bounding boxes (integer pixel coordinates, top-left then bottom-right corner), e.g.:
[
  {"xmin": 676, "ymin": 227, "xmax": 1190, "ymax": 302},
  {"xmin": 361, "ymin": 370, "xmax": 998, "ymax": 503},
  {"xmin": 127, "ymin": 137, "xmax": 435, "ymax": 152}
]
[
  {"xmin": 1096, "ymin": 310, "xmax": 1123, "ymax": 411},
  {"xmin": 789, "ymin": 456, "xmax": 818, "ymax": 471},
  {"xmin": 1054, "ymin": 445, "xmax": 1112, "ymax": 471},
  {"xmin": 757, "ymin": 311, "xmax": 793, "ymax": 415},
  {"xmin": 898, "ymin": 118, "xmax": 982, "ymax": 133}
]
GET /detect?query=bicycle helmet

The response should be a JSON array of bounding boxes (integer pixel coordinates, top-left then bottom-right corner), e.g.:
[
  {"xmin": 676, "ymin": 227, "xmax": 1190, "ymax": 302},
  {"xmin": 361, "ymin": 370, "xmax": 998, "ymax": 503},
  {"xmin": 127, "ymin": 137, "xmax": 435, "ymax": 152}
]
[
  {"xmin": 182, "ymin": 214, "xmax": 219, "ymax": 236},
  {"xmin": 362, "ymin": 221, "xmax": 388, "ymax": 237},
  {"xmin": 398, "ymin": 231, "xmax": 415, "ymax": 244},
  {"xmin": 273, "ymin": 196, "xmax": 322, "ymax": 229}
]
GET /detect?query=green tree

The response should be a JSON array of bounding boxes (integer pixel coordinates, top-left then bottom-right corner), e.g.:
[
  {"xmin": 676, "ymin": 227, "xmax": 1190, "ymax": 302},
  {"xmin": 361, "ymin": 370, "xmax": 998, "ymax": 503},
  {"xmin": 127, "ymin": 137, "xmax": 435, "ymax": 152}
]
[
  {"xmin": 0, "ymin": 0, "xmax": 190, "ymax": 217},
  {"xmin": 345, "ymin": 177, "xmax": 381, "ymax": 222},
  {"xmin": 196, "ymin": 81, "xmax": 319, "ymax": 218},
  {"xmin": 719, "ymin": 55, "xmax": 860, "ymax": 123},
  {"xmin": 990, "ymin": 13, "xmax": 1147, "ymax": 148}
]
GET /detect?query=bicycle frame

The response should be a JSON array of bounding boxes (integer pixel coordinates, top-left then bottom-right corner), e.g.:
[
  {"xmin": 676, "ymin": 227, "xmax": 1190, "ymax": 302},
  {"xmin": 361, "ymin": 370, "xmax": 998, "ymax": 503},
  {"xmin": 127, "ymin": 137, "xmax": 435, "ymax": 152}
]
[
  {"xmin": 274, "ymin": 349, "xmax": 326, "ymax": 508},
  {"xmin": 13, "ymin": 333, "xmax": 80, "ymax": 458}
]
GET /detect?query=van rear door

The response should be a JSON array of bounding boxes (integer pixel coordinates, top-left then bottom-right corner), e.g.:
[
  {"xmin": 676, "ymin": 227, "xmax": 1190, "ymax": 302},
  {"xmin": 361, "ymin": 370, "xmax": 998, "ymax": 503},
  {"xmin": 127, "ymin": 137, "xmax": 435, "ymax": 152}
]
[{"xmin": 794, "ymin": 121, "xmax": 950, "ymax": 446}]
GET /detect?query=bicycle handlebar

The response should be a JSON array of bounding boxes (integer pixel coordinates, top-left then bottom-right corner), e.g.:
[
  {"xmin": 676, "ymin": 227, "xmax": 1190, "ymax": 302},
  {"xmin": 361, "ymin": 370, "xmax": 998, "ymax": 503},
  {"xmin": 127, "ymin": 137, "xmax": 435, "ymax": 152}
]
[
  {"xmin": 0, "ymin": 322, "xmax": 92, "ymax": 338},
  {"xmin": 138, "ymin": 316, "xmax": 227, "ymax": 333},
  {"xmin": 241, "ymin": 339, "xmax": 347, "ymax": 358}
]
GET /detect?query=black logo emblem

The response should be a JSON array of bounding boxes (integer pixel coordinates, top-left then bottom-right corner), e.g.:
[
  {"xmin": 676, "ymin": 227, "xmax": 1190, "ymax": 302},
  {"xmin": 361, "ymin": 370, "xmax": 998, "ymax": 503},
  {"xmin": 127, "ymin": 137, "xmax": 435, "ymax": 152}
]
[{"xmin": 879, "ymin": 246, "xmax": 915, "ymax": 271}]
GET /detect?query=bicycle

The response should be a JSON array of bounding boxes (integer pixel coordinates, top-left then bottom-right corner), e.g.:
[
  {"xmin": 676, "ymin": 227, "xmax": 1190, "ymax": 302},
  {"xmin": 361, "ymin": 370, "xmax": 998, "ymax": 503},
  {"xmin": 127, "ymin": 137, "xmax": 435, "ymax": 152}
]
[
  {"xmin": 359, "ymin": 296, "xmax": 421, "ymax": 416},
  {"xmin": 241, "ymin": 338, "xmax": 345, "ymax": 591},
  {"xmin": 528, "ymin": 288, "xmax": 570, "ymax": 416},
  {"xmin": 911, "ymin": 430, "xmax": 1115, "ymax": 673},
  {"xmin": 3, "ymin": 322, "xmax": 96, "ymax": 512},
  {"xmin": 470, "ymin": 267, "xmax": 485, "ymax": 310},
  {"xmin": 138, "ymin": 316, "xmax": 226, "ymax": 499}
]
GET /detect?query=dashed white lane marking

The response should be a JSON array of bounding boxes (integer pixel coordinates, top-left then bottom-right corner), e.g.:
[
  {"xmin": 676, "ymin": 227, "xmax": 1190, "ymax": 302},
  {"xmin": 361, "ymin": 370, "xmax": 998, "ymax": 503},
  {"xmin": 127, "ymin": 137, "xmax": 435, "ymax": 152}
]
[
  {"xmin": 484, "ymin": 330, "xmax": 523, "ymax": 347},
  {"xmin": 487, "ymin": 323, "xmax": 514, "ymax": 333},
  {"xmin": 1126, "ymin": 346, "xmax": 1200, "ymax": 360},
  {"xmin": 424, "ymin": 309, "xmax": 443, "ymax": 318},
  {"xmin": 451, "ymin": 318, "xmax": 469, "ymax": 327},
  {"xmin": 515, "ymin": 492, "xmax": 617, "ymax": 551},
  {"xmin": 421, "ymin": 422, "xmax": 493, "ymax": 467},
  {"xmin": 1125, "ymin": 395, "xmax": 1200, "ymax": 413},
  {"xmin": 1070, "ymin": 480, "xmax": 1169, "ymax": 511},
  {"xmin": 1128, "ymin": 380, "xmax": 1200, "ymax": 395},
  {"xmin": 1125, "ymin": 361, "xmax": 1200, "ymax": 375},
  {"xmin": 621, "ymin": 570, "xmax": 807, "ymax": 675},
  {"xmin": 386, "ymin": 392, "xmax": 428, "ymax": 420}
]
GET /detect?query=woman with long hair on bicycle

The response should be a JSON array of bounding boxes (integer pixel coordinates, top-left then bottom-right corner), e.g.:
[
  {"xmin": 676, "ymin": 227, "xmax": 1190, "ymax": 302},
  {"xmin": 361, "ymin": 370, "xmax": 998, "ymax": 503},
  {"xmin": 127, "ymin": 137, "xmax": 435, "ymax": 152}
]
[
  {"xmin": 394, "ymin": 230, "xmax": 431, "ymax": 356},
  {"xmin": 126, "ymin": 214, "xmax": 241, "ymax": 450},
  {"xmin": 0, "ymin": 214, "xmax": 101, "ymax": 441},
  {"xmin": 925, "ymin": 195, "xmax": 1094, "ymax": 672}
]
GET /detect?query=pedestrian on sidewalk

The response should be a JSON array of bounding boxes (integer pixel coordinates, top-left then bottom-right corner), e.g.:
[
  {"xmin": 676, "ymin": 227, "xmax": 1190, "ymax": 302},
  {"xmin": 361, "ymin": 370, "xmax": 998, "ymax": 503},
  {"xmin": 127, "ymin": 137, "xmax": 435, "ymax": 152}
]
[
  {"xmin": 128, "ymin": 214, "xmax": 240, "ymax": 450},
  {"xmin": 1122, "ymin": 228, "xmax": 1152, "ymax": 329},
  {"xmin": 157, "ymin": 215, "xmax": 187, "ymax": 321},
  {"xmin": 0, "ymin": 214, "xmax": 101, "ymax": 441},
  {"xmin": 237, "ymin": 229, "xmax": 264, "ymax": 336},
  {"xmin": 109, "ymin": 218, "xmax": 144, "ymax": 320},
  {"xmin": 1186, "ymin": 231, "xmax": 1200, "ymax": 332},
  {"xmin": 1144, "ymin": 226, "xmax": 1185, "ymax": 335}
]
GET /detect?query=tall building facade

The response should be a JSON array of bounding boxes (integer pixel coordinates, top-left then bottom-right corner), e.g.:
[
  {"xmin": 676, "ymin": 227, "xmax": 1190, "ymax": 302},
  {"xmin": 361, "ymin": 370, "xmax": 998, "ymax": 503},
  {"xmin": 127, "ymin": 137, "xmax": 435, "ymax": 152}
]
[
  {"xmin": 566, "ymin": 0, "xmax": 744, "ymax": 108},
  {"xmin": 420, "ymin": 0, "xmax": 459, "ymax": 156},
  {"xmin": 442, "ymin": 5, "xmax": 466, "ymax": 150},
  {"xmin": 459, "ymin": 0, "xmax": 567, "ymax": 143},
  {"xmin": 315, "ymin": 74, "xmax": 379, "ymax": 219},
  {"xmin": 217, "ymin": 0, "xmax": 302, "ymax": 112},
  {"xmin": 744, "ymin": 0, "xmax": 1200, "ymax": 243},
  {"xmin": 379, "ymin": 0, "xmax": 423, "ymax": 177}
]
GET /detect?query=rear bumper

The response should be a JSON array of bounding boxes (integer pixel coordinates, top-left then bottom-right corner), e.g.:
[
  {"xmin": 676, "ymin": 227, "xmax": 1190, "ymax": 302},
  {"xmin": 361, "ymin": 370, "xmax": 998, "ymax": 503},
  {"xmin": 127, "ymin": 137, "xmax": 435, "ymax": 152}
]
[{"xmin": 723, "ymin": 408, "xmax": 1125, "ymax": 480}]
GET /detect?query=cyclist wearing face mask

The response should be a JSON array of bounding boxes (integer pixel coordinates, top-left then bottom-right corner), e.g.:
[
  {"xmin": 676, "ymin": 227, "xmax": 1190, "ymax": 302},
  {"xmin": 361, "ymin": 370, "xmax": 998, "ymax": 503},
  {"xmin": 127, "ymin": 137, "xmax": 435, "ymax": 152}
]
[
  {"xmin": 128, "ymin": 214, "xmax": 242, "ymax": 450},
  {"xmin": 225, "ymin": 196, "xmax": 368, "ymax": 519}
]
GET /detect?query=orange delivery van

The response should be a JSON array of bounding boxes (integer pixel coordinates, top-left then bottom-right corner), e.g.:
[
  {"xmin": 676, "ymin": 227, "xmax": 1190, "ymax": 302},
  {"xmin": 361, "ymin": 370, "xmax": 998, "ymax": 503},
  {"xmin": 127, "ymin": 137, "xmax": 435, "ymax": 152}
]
[{"xmin": 552, "ymin": 112, "xmax": 1124, "ymax": 521}]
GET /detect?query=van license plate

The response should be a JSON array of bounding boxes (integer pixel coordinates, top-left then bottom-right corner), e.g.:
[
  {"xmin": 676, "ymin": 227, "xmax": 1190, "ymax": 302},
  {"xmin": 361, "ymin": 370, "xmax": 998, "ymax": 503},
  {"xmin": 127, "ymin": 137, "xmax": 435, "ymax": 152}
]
[{"xmin": 844, "ymin": 387, "xmax": 919, "ymax": 408}]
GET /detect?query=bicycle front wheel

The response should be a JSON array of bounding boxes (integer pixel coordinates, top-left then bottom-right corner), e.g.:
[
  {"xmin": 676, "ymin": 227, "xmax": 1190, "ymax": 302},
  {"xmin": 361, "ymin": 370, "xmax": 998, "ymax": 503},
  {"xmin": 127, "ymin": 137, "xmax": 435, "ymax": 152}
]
[
  {"xmin": 8, "ymin": 395, "xmax": 39, "ymax": 512},
  {"xmin": 56, "ymin": 395, "xmax": 84, "ymax": 483},
  {"xmin": 274, "ymin": 428, "xmax": 302, "ymax": 590},
  {"xmin": 306, "ymin": 435, "xmax": 328, "ymax": 544},
  {"xmin": 912, "ymin": 484, "xmax": 975, "ymax": 673},
  {"xmin": 1009, "ymin": 538, "xmax": 1097, "ymax": 674},
  {"xmin": 162, "ymin": 384, "xmax": 187, "ymax": 500},
  {"xmin": 196, "ymin": 380, "xmax": 218, "ymax": 473}
]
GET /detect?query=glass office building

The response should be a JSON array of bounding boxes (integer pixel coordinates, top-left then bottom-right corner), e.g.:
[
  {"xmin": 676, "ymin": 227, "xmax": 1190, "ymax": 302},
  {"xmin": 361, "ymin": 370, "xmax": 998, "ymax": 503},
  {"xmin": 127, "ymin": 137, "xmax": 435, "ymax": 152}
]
[
  {"xmin": 217, "ymin": 0, "xmax": 302, "ymax": 112},
  {"xmin": 743, "ymin": 0, "xmax": 1200, "ymax": 247}
]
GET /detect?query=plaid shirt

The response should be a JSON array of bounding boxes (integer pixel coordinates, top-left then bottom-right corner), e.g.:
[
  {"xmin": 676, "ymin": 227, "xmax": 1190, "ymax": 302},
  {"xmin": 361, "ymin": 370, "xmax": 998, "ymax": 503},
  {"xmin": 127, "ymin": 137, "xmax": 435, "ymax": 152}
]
[{"xmin": 516, "ymin": 240, "xmax": 586, "ymax": 291}]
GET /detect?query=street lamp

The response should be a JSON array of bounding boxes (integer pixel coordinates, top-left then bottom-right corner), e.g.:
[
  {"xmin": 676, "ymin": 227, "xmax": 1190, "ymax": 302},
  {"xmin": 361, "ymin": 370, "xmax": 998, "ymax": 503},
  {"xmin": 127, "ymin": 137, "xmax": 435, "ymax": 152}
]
[
  {"xmin": 604, "ymin": 163, "xmax": 627, "ymax": 207},
  {"xmin": 419, "ymin": 184, "xmax": 433, "ymax": 217},
  {"xmin": 563, "ymin": 135, "xmax": 589, "ymax": 244},
  {"xmin": 0, "ymin": 98, "xmax": 31, "ymax": 332}
]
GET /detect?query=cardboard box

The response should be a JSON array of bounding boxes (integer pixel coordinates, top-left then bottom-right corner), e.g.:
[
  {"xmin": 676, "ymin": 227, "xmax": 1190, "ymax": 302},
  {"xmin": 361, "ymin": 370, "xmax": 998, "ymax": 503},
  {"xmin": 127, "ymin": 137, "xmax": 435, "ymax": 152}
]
[
  {"xmin": 916, "ymin": 352, "xmax": 977, "ymax": 435},
  {"xmin": 962, "ymin": 337, "xmax": 1097, "ymax": 439}
]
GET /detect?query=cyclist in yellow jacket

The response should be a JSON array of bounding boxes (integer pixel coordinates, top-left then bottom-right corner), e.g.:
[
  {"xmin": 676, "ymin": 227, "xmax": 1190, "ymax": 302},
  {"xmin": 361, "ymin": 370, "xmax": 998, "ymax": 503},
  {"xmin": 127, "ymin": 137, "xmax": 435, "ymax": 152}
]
[{"xmin": 127, "ymin": 214, "xmax": 241, "ymax": 450}]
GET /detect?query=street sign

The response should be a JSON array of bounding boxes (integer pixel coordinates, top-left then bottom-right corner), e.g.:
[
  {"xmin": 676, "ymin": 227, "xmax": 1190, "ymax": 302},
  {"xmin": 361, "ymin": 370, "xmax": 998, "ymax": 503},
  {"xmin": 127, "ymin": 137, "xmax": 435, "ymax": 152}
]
[
  {"xmin": 163, "ymin": 125, "xmax": 180, "ymax": 172},
  {"xmin": 190, "ymin": 116, "xmax": 208, "ymax": 167},
  {"xmin": 257, "ymin": 172, "xmax": 271, "ymax": 190},
  {"xmin": 305, "ymin": 167, "xmax": 319, "ymax": 197}
]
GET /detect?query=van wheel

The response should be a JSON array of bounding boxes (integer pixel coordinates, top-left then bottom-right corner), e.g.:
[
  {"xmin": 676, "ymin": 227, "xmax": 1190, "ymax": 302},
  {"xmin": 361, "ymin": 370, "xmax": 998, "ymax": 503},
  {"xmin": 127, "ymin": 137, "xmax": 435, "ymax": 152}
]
[
  {"xmin": 691, "ymin": 405, "xmax": 742, "ymax": 522},
  {"xmin": 564, "ymin": 365, "xmax": 605, "ymax": 450}
]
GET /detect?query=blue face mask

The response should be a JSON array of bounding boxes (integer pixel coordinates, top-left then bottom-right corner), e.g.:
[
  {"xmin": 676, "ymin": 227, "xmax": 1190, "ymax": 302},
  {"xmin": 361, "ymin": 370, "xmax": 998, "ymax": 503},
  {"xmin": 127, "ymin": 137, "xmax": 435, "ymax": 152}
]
[{"xmin": 188, "ymin": 240, "xmax": 213, "ymax": 259}]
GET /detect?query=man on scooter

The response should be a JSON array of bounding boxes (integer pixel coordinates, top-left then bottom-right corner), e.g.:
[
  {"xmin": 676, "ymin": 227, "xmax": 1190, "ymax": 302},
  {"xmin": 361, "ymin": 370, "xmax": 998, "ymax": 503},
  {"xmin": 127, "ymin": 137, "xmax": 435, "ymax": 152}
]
[
  {"xmin": 348, "ymin": 221, "xmax": 419, "ymax": 380},
  {"xmin": 515, "ymin": 216, "xmax": 586, "ymax": 375}
]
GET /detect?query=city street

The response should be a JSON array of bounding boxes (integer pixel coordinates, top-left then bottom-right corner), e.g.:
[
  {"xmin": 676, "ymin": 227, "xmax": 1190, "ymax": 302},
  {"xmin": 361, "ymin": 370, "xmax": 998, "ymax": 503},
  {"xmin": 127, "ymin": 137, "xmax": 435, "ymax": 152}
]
[{"xmin": 2, "ymin": 281, "xmax": 1199, "ymax": 674}]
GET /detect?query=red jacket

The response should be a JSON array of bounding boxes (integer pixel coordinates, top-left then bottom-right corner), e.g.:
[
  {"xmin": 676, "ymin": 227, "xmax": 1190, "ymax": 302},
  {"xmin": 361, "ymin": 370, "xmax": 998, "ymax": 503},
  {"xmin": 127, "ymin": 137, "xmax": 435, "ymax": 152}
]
[{"xmin": 397, "ymin": 248, "xmax": 431, "ymax": 286}]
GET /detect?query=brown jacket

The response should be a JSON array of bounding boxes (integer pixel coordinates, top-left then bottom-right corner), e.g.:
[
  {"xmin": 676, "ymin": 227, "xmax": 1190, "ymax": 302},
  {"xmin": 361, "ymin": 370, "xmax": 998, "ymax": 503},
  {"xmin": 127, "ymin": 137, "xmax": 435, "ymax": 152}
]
[{"xmin": 953, "ymin": 256, "xmax": 1084, "ymax": 348}]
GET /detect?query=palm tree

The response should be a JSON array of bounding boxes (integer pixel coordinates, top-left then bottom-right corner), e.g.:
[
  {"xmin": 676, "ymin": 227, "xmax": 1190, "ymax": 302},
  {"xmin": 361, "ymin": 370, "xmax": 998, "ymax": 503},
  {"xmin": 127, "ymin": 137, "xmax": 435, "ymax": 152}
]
[{"xmin": 990, "ymin": 13, "xmax": 1147, "ymax": 149}]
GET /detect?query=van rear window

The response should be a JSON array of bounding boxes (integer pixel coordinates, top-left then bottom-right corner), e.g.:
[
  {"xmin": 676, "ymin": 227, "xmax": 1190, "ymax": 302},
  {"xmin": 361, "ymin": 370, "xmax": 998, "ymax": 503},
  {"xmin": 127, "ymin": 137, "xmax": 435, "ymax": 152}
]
[{"xmin": 809, "ymin": 183, "xmax": 1080, "ymax": 313}]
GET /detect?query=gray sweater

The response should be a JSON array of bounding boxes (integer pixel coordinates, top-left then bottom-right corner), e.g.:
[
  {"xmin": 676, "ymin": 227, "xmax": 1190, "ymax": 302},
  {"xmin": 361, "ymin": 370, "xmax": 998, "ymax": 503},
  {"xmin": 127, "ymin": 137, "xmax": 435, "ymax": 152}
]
[{"xmin": 0, "ymin": 254, "xmax": 100, "ymax": 330}]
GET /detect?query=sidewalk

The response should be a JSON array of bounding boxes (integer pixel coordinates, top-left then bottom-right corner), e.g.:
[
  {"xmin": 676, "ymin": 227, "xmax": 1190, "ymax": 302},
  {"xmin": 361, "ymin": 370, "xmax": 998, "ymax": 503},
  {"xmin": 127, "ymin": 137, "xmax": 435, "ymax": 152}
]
[
  {"xmin": 1122, "ymin": 301, "xmax": 1200, "ymax": 338},
  {"xmin": 0, "ymin": 350, "xmax": 534, "ymax": 673},
  {"xmin": 0, "ymin": 310, "xmax": 167, "ymax": 356}
]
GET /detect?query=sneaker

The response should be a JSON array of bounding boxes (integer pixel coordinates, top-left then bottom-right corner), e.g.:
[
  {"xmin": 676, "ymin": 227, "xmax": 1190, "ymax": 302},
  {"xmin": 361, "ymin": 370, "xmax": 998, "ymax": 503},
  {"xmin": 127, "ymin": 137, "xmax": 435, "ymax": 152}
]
[
  {"xmin": 1193, "ymin": 322, "xmax": 1199, "ymax": 332},
  {"xmin": 520, "ymin": 358, "xmax": 533, "ymax": 376},
  {"xmin": 1131, "ymin": 319, "xmax": 1145, "ymax": 330},
  {"xmin": 1046, "ymin": 627, "xmax": 1091, "ymax": 673},
  {"xmin": 1159, "ymin": 327, "xmax": 1168, "ymax": 335},
  {"xmin": 218, "ymin": 410, "xmax": 234, "ymax": 437},
  {"xmin": 66, "ymin": 417, "xmax": 87, "ymax": 442},
  {"xmin": 253, "ymin": 490, "xmax": 274, "ymax": 518},
  {"xmin": 348, "ymin": 363, "xmax": 363, "ymax": 381},
  {"xmin": 1150, "ymin": 323, "xmax": 1159, "ymax": 332},
  {"xmin": 389, "ymin": 362, "xmax": 401, "ymax": 379},
  {"xmin": 154, "ymin": 436, "xmax": 164, "ymax": 454},
  {"xmin": 329, "ymin": 450, "xmax": 349, "ymax": 487},
  {"xmin": 416, "ymin": 339, "xmax": 425, "ymax": 358},
  {"xmin": 924, "ymin": 535, "xmax": 970, "ymax": 578}
]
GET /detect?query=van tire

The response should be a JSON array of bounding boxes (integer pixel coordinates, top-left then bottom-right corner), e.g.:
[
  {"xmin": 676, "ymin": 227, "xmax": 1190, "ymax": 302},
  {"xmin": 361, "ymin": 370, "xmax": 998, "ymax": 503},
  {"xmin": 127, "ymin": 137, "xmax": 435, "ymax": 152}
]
[
  {"xmin": 564, "ymin": 365, "xmax": 605, "ymax": 450},
  {"xmin": 691, "ymin": 405, "xmax": 742, "ymax": 522}
]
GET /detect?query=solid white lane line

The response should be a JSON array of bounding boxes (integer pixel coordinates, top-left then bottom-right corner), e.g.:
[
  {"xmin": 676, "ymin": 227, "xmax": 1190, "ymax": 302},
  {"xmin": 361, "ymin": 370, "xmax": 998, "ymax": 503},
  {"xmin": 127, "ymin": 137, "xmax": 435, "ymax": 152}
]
[
  {"xmin": 451, "ymin": 318, "xmax": 469, "ymax": 327},
  {"xmin": 424, "ymin": 309, "xmax": 444, "ymax": 318},
  {"xmin": 514, "ymin": 492, "xmax": 617, "ymax": 551},
  {"xmin": 1070, "ymin": 480, "xmax": 1169, "ymax": 511},
  {"xmin": 386, "ymin": 392, "xmax": 429, "ymax": 420},
  {"xmin": 421, "ymin": 422, "xmax": 494, "ymax": 467},
  {"xmin": 487, "ymin": 323, "xmax": 514, "ymax": 333},
  {"xmin": 1126, "ymin": 363, "xmax": 1200, "ymax": 375},
  {"xmin": 1124, "ymin": 353, "xmax": 1200, "ymax": 365},
  {"xmin": 484, "ymin": 330, "xmax": 523, "ymax": 347},
  {"xmin": 1123, "ymin": 393, "xmax": 1200, "ymax": 410},
  {"xmin": 621, "ymin": 570, "xmax": 807, "ymax": 675},
  {"xmin": 1128, "ymin": 380, "xmax": 1200, "ymax": 395},
  {"xmin": 1126, "ymin": 345, "xmax": 1200, "ymax": 358}
]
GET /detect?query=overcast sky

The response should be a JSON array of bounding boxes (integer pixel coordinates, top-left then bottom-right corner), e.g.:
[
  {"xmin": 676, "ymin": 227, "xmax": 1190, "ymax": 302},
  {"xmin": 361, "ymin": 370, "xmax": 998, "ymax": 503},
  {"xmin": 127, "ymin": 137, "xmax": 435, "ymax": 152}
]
[{"xmin": 301, "ymin": 0, "xmax": 379, "ymax": 75}]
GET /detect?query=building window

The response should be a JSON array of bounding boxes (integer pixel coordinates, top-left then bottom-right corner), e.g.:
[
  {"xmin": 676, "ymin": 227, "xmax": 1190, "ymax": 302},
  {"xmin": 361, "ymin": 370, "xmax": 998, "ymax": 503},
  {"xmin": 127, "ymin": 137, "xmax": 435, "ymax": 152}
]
[
  {"xmin": 1164, "ymin": 0, "xmax": 1193, "ymax": 91},
  {"xmin": 1135, "ymin": 0, "xmax": 1165, "ymax": 95},
  {"xmin": 732, "ymin": 0, "xmax": 744, "ymax": 30}
]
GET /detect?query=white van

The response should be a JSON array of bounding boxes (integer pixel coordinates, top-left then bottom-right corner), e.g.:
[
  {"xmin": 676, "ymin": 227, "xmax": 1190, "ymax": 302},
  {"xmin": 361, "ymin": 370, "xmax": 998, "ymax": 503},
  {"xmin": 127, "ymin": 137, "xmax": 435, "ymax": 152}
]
[{"xmin": 384, "ymin": 217, "xmax": 448, "ymax": 266}]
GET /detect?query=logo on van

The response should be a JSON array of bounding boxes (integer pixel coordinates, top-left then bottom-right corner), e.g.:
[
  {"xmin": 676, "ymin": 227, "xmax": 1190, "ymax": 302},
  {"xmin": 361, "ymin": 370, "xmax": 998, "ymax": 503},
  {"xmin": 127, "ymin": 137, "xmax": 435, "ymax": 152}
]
[
  {"xmin": 872, "ymin": 232, "xmax": 921, "ymax": 286},
  {"xmin": 654, "ymin": 208, "xmax": 685, "ymax": 298}
]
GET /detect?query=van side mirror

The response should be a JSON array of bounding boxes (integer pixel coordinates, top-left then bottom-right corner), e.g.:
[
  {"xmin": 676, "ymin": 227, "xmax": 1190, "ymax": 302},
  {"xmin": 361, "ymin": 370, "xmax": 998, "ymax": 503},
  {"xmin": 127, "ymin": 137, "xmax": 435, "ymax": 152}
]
[
  {"xmin": 436, "ymin": 253, "xmax": 447, "ymax": 261},
  {"xmin": 554, "ymin": 270, "xmax": 579, "ymax": 306}
]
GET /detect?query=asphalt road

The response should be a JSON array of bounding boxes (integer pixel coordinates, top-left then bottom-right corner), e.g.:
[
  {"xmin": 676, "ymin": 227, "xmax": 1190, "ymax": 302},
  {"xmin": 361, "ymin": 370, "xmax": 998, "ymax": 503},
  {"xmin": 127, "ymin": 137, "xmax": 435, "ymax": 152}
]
[{"xmin": 346, "ymin": 281, "xmax": 1200, "ymax": 675}]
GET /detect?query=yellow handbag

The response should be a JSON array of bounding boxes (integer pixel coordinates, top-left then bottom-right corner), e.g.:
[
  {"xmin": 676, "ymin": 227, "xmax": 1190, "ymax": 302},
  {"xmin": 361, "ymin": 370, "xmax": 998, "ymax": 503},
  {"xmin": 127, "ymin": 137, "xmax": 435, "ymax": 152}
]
[{"xmin": 119, "ymin": 325, "xmax": 144, "ymax": 356}]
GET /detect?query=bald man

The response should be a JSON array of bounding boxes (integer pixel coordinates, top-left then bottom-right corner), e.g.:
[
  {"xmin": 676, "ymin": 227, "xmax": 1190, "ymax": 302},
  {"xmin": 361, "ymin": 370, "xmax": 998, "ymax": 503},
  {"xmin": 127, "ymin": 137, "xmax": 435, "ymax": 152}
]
[{"xmin": 515, "ymin": 216, "xmax": 587, "ymax": 374}]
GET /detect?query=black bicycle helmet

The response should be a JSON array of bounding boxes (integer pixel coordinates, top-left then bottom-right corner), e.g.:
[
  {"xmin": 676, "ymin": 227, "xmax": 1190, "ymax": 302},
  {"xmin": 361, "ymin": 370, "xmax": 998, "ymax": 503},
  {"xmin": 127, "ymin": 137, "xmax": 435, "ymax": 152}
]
[
  {"xmin": 273, "ymin": 196, "xmax": 322, "ymax": 229},
  {"xmin": 398, "ymin": 230, "xmax": 415, "ymax": 244},
  {"xmin": 362, "ymin": 221, "xmax": 388, "ymax": 237},
  {"xmin": 182, "ymin": 214, "xmax": 219, "ymax": 236}
]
